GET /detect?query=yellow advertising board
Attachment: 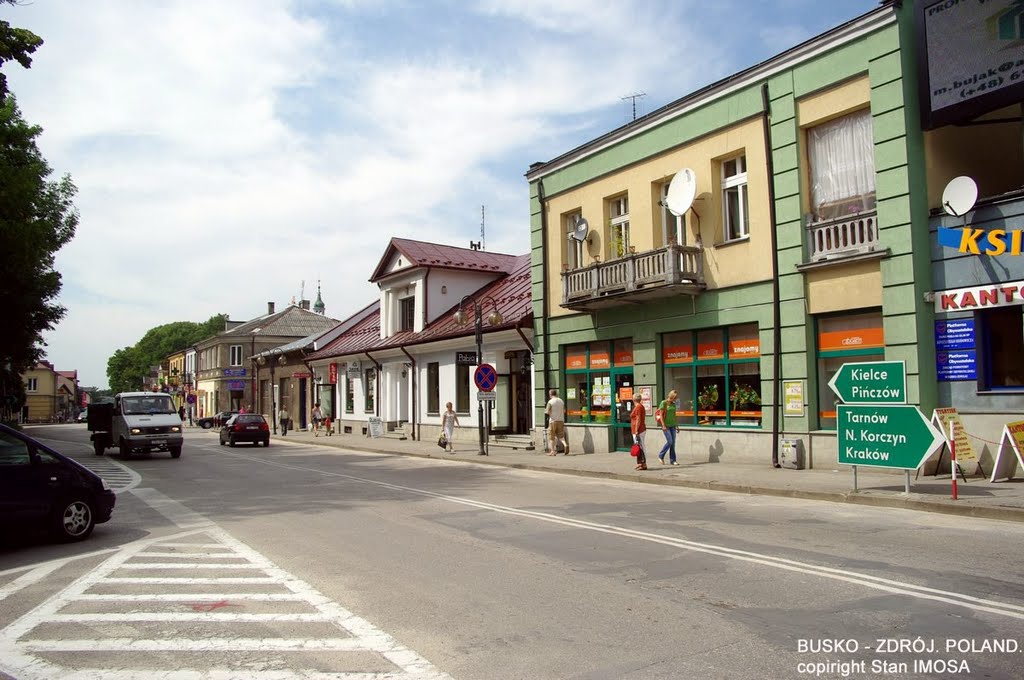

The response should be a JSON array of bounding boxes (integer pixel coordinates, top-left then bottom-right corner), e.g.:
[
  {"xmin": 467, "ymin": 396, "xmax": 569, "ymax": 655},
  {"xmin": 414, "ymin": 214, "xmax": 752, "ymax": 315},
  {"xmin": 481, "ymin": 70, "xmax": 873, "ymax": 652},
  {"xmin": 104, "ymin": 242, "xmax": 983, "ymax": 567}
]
[
  {"xmin": 931, "ymin": 407, "xmax": 978, "ymax": 465},
  {"xmin": 991, "ymin": 420, "xmax": 1024, "ymax": 482}
]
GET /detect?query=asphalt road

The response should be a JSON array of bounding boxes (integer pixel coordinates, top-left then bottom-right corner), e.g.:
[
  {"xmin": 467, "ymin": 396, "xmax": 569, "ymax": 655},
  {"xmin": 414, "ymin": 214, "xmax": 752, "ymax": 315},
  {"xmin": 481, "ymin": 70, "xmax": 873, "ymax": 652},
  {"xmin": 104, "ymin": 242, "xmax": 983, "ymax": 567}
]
[{"xmin": 2, "ymin": 426, "xmax": 1023, "ymax": 680}]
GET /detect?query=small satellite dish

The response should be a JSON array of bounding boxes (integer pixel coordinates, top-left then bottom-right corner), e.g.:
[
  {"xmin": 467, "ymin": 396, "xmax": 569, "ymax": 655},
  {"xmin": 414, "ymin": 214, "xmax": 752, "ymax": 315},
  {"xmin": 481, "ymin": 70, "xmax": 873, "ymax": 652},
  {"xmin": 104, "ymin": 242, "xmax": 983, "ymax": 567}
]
[
  {"xmin": 665, "ymin": 168, "xmax": 697, "ymax": 217},
  {"xmin": 570, "ymin": 217, "xmax": 590, "ymax": 242},
  {"xmin": 942, "ymin": 176, "xmax": 978, "ymax": 217}
]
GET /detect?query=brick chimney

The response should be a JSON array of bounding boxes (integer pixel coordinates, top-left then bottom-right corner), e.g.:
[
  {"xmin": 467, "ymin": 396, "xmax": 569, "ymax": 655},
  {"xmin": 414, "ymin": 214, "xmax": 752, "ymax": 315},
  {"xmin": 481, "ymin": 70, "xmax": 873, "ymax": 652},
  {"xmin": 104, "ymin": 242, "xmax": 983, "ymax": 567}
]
[
  {"xmin": 268, "ymin": 302, "xmax": 275, "ymax": 315},
  {"xmin": 300, "ymin": 299, "xmax": 310, "ymax": 311}
]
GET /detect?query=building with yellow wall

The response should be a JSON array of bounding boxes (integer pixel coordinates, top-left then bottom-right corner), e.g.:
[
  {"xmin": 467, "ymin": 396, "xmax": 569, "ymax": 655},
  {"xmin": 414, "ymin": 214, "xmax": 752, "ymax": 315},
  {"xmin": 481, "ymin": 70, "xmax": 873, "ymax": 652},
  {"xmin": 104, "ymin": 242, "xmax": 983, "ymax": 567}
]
[{"xmin": 528, "ymin": 2, "xmax": 935, "ymax": 467}]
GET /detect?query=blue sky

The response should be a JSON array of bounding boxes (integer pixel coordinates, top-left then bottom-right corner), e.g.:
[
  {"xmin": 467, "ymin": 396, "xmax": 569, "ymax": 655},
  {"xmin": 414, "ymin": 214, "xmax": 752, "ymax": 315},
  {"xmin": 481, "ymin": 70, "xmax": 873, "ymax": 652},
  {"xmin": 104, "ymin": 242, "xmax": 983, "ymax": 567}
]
[{"xmin": 5, "ymin": 0, "xmax": 878, "ymax": 388}]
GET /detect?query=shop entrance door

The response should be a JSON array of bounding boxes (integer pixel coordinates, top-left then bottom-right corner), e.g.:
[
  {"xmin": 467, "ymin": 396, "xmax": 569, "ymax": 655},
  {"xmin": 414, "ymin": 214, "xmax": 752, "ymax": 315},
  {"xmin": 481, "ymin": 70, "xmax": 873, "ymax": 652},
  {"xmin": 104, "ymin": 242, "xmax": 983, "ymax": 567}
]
[{"xmin": 612, "ymin": 370, "xmax": 635, "ymax": 451}]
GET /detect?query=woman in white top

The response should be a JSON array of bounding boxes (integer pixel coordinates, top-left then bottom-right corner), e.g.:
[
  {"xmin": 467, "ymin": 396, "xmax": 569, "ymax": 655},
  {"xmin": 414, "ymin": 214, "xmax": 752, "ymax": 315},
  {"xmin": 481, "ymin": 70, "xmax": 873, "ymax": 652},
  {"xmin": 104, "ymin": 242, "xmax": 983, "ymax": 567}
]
[{"xmin": 442, "ymin": 402, "xmax": 459, "ymax": 453}]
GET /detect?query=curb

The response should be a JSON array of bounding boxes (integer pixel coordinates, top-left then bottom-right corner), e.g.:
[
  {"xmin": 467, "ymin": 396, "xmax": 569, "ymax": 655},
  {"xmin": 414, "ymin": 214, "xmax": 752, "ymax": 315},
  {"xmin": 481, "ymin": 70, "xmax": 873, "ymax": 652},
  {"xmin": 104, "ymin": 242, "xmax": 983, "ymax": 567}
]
[{"xmin": 256, "ymin": 433, "xmax": 1024, "ymax": 523}]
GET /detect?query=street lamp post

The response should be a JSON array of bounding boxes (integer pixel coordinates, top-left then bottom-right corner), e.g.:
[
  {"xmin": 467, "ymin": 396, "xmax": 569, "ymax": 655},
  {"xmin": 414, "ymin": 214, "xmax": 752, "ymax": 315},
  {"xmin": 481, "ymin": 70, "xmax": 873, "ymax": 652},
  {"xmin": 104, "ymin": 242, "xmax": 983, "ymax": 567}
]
[
  {"xmin": 257, "ymin": 353, "xmax": 288, "ymax": 434},
  {"xmin": 454, "ymin": 295, "xmax": 503, "ymax": 456}
]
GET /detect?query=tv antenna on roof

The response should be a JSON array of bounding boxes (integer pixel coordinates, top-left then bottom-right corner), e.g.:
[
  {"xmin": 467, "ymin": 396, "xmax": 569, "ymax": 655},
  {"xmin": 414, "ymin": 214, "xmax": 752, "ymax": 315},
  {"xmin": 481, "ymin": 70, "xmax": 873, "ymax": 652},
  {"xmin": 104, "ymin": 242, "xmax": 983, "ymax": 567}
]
[
  {"xmin": 481, "ymin": 205, "xmax": 486, "ymax": 251},
  {"xmin": 621, "ymin": 92, "xmax": 647, "ymax": 121}
]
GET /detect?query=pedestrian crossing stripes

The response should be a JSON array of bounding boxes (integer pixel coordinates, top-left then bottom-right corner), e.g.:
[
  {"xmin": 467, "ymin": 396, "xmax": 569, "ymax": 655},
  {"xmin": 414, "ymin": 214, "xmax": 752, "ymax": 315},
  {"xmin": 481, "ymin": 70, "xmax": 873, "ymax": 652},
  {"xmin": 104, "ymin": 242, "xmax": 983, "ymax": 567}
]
[{"xmin": 0, "ymin": 526, "xmax": 451, "ymax": 679}]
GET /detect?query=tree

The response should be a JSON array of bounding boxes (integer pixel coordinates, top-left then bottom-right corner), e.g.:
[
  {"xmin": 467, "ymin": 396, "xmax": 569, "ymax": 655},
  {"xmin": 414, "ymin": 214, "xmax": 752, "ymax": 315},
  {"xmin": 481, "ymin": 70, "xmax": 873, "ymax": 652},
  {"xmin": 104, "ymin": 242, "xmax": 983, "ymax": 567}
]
[
  {"xmin": 106, "ymin": 314, "xmax": 229, "ymax": 392},
  {"xmin": 0, "ymin": 1, "xmax": 42, "ymax": 99},
  {"xmin": 0, "ymin": 7, "xmax": 77, "ymax": 421}
]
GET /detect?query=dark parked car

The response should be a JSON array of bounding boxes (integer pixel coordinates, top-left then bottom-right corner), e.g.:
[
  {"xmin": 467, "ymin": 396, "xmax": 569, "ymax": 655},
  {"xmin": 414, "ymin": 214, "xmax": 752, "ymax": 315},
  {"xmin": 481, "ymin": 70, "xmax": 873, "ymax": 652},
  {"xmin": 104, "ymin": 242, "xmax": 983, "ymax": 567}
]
[
  {"xmin": 0, "ymin": 423, "xmax": 116, "ymax": 542},
  {"xmin": 219, "ymin": 414, "xmax": 271, "ymax": 447},
  {"xmin": 197, "ymin": 411, "xmax": 238, "ymax": 429}
]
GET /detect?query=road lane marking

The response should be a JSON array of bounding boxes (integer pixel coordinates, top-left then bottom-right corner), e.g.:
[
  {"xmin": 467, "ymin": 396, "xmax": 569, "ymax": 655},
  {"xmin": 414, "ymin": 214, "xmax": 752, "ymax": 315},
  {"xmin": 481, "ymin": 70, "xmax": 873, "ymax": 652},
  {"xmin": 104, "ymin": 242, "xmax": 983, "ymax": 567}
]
[
  {"xmin": 222, "ymin": 448, "xmax": 1024, "ymax": 622},
  {"xmin": 0, "ymin": 548, "xmax": 117, "ymax": 580},
  {"xmin": 115, "ymin": 563, "xmax": 264, "ymax": 569},
  {"xmin": 100, "ymin": 577, "xmax": 279, "ymax": 584},
  {"xmin": 19, "ymin": 638, "xmax": 367, "ymax": 652},
  {"xmin": 130, "ymin": 487, "xmax": 212, "ymax": 528},
  {"xmin": 0, "ymin": 525, "xmax": 451, "ymax": 679},
  {"xmin": 48, "ymin": 612, "xmax": 333, "ymax": 622},
  {"xmin": 0, "ymin": 562, "xmax": 67, "ymax": 603},
  {"xmin": 69, "ymin": 593, "xmax": 307, "ymax": 601}
]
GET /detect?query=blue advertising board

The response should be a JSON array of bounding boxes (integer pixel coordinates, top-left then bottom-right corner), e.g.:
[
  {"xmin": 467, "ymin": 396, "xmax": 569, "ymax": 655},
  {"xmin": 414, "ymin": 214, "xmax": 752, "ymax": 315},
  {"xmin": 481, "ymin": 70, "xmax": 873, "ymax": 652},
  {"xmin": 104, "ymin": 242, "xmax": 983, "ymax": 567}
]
[
  {"xmin": 226, "ymin": 380, "xmax": 247, "ymax": 390},
  {"xmin": 223, "ymin": 368, "xmax": 247, "ymax": 377},
  {"xmin": 934, "ymin": 319, "xmax": 975, "ymax": 350},
  {"xmin": 936, "ymin": 350, "xmax": 977, "ymax": 381}
]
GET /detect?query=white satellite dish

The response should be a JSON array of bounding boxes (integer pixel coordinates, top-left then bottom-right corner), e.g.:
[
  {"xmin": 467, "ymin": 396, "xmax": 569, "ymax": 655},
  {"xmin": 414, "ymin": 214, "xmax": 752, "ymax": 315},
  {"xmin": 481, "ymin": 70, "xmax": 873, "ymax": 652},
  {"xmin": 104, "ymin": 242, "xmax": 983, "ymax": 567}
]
[
  {"xmin": 942, "ymin": 176, "xmax": 978, "ymax": 217},
  {"xmin": 665, "ymin": 168, "xmax": 697, "ymax": 217},
  {"xmin": 570, "ymin": 216, "xmax": 590, "ymax": 242}
]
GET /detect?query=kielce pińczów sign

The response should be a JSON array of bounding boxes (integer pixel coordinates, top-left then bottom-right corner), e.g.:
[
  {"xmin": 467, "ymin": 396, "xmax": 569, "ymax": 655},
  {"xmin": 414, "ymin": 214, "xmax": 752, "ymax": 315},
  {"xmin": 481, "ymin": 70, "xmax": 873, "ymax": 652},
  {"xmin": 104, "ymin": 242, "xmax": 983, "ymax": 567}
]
[
  {"xmin": 827, "ymin": 360, "xmax": 906, "ymax": 404},
  {"xmin": 831, "ymin": 360, "xmax": 944, "ymax": 470}
]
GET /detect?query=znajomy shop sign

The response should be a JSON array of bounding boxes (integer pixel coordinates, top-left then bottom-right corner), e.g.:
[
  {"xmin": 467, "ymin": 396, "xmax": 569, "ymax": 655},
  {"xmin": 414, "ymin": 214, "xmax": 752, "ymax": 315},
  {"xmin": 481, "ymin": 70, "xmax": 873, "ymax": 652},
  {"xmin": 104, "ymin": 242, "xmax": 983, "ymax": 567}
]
[{"xmin": 932, "ymin": 279, "xmax": 1024, "ymax": 313}]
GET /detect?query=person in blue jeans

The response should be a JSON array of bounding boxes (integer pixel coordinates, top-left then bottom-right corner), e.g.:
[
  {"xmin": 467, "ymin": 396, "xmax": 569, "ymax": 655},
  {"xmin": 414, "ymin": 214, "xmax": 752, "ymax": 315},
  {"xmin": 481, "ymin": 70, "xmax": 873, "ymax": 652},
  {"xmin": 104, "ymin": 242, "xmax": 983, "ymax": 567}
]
[{"xmin": 657, "ymin": 390, "xmax": 679, "ymax": 465}]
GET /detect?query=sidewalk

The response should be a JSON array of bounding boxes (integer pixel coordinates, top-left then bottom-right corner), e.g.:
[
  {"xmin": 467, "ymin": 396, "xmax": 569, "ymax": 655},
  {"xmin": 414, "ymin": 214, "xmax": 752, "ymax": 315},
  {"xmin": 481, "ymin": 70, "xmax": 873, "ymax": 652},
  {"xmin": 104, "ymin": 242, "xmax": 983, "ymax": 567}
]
[{"xmin": 227, "ymin": 426, "xmax": 1024, "ymax": 523}]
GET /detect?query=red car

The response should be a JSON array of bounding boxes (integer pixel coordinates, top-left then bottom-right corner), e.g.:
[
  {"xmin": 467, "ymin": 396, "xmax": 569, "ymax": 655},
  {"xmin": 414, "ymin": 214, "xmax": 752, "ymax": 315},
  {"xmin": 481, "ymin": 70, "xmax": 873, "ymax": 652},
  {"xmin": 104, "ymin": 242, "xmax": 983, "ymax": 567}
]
[{"xmin": 219, "ymin": 414, "xmax": 271, "ymax": 447}]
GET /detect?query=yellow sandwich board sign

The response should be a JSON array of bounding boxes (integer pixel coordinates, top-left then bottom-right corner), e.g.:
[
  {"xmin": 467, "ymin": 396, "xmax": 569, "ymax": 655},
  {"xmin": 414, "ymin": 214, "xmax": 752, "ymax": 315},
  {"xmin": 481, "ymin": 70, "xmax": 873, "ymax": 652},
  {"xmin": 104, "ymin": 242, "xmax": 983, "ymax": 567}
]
[
  {"xmin": 991, "ymin": 420, "xmax": 1024, "ymax": 482},
  {"xmin": 931, "ymin": 407, "xmax": 978, "ymax": 467}
]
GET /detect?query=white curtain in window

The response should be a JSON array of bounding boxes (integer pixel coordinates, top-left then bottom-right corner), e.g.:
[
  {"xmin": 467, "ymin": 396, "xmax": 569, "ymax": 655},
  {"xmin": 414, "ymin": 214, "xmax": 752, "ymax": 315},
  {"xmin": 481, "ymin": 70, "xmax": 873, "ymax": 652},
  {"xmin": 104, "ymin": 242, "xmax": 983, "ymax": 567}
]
[{"xmin": 808, "ymin": 109, "xmax": 875, "ymax": 218}]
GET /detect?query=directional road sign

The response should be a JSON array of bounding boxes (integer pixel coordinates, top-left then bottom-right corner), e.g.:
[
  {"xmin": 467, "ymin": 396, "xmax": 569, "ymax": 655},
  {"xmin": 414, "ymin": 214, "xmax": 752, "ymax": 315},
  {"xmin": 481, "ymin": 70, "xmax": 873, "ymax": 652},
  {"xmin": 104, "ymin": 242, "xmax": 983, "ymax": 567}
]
[
  {"xmin": 837, "ymin": 404, "xmax": 944, "ymax": 470},
  {"xmin": 474, "ymin": 363, "xmax": 497, "ymax": 392},
  {"xmin": 828, "ymin": 360, "xmax": 907, "ymax": 404}
]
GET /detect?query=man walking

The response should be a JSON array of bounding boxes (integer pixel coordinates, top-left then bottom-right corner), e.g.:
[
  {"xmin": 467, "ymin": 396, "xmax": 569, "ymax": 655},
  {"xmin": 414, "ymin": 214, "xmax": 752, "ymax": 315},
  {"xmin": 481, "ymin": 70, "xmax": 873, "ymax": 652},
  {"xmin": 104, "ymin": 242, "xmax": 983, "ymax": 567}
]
[
  {"xmin": 278, "ymin": 406, "xmax": 290, "ymax": 436},
  {"xmin": 545, "ymin": 388, "xmax": 569, "ymax": 456}
]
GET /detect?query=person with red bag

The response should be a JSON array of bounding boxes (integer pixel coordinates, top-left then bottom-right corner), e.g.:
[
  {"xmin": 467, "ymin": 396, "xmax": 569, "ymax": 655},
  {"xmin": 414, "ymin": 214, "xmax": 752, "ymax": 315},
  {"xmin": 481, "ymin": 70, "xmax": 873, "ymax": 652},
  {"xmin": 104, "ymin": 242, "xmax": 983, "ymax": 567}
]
[{"xmin": 630, "ymin": 399, "xmax": 648, "ymax": 471}]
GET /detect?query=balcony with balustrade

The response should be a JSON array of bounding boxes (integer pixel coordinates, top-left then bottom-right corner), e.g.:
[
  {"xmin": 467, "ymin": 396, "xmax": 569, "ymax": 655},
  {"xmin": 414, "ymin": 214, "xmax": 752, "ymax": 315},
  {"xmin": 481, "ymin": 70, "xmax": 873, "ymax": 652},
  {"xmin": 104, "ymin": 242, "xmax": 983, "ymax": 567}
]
[
  {"xmin": 798, "ymin": 209, "xmax": 887, "ymax": 269},
  {"xmin": 560, "ymin": 243, "xmax": 705, "ymax": 311}
]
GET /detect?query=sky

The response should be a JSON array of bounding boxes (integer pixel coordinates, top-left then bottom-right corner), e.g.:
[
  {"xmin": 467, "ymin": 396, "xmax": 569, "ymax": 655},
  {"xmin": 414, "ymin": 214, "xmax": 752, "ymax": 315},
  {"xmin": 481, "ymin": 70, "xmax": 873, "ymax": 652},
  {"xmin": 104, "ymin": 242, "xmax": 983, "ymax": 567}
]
[{"xmin": 5, "ymin": 0, "xmax": 878, "ymax": 389}]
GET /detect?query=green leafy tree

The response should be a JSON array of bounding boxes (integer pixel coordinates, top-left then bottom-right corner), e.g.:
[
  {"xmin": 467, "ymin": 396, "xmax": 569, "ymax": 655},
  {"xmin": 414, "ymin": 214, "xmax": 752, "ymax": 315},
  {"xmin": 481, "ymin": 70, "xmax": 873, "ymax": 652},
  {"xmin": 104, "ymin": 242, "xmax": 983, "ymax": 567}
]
[
  {"xmin": 0, "ymin": 1, "xmax": 42, "ymax": 99},
  {"xmin": 0, "ymin": 7, "xmax": 77, "ymax": 420},
  {"xmin": 106, "ymin": 314, "xmax": 228, "ymax": 392}
]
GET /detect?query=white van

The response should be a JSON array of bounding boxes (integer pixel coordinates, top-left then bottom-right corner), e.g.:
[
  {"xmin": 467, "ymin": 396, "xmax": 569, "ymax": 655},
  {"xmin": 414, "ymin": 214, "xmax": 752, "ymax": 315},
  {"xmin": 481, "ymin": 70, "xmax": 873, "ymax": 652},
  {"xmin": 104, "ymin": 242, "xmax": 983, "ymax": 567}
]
[{"xmin": 88, "ymin": 392, "xmax": 184, "ymax": 459}]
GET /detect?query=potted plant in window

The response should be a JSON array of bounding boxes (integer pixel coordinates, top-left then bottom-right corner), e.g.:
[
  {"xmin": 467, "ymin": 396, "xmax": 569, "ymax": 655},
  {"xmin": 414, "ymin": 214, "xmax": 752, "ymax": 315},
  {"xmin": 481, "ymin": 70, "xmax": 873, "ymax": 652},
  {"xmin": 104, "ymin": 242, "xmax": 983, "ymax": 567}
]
[
  {"xmin": 697, "ymin": 384, "xmax": 719, "ymax": 424},
  {"xmin": 730, "ymin": 383, "xmax": 761, "ymax": 412}
]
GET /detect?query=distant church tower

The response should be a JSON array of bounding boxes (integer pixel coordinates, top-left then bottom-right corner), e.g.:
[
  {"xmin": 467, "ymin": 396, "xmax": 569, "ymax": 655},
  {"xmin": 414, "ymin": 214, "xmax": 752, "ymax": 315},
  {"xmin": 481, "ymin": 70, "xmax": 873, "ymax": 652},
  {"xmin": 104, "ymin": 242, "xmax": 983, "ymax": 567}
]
[{"xmin": 313, "ymin": 280, "xmax": 326, "ymax": 315}]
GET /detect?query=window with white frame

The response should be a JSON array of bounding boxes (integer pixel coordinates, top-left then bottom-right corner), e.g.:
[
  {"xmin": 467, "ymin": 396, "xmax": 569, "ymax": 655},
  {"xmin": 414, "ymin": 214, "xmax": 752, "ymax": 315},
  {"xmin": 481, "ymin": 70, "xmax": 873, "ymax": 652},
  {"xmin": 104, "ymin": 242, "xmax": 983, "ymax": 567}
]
[
  {"xmin": 608, "ymin": 194, "xmax": 630, "ymax": 258},
  {"xmin": 722, "ymin": 155, "xmax": 749, "ymax": 242},
  {"xmin": 564, "ymin": 210, "xmax": 585, "ymax": 269},
  {"xmin": 26, "ymin": 377, "xmax": 38, "ymax": 392},
  {"xmin": 229, "ymin": 345, "xmax": 243, "ymax": 366},
  {"xmin": 807, "ymin": 109, "xmax": 876, "ymax": 223},
  {"xmin": 660, "ymin": 180, "xmax": 687, "ymax": 246},
  {"xmin": 399, "ymin": 296, "xmax": 415, "ymax": 332}
]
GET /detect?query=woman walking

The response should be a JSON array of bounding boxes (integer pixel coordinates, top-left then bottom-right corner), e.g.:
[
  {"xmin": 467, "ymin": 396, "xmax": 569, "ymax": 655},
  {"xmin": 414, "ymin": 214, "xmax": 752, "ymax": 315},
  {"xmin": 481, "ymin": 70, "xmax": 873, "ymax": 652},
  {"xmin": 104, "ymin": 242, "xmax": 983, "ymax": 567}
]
[
  {"xmin": 442, "ymin": 402, "xmax": 459, "ymax": 453},
  {"xmin": 630, "ymin": 399, "xmax": 648, "ymax": 471},
  {"xmin": 657, "ymin": 390, "xmax": 679, "ymax": 465},
  {"xmin": 311, "ymin": 402, "xmax": 323, "ymax": 436}
]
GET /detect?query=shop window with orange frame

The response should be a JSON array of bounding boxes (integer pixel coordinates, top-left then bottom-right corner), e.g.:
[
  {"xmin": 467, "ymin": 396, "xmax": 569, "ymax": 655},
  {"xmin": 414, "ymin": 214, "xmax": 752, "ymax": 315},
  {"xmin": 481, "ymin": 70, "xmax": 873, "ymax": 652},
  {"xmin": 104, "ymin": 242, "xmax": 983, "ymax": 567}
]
[
  {"xmin": 661, "ymin": 324, "xmax": 761, "ymax": 428},
  {"xmin": 562, "ymin": 340, "xmax": 631, "ymax": 424},
  {"xmin": 816, "ymin": 311, "xmax": 884, "ymax": 429}
]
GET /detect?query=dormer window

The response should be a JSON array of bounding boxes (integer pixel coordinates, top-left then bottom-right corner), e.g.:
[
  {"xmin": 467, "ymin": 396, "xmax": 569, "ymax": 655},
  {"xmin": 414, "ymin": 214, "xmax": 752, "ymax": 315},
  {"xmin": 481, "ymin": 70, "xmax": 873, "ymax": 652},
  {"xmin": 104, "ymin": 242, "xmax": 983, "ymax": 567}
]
[{"xmin": 399, "ymin": 297, "xmax": 415, "ymax": 332}]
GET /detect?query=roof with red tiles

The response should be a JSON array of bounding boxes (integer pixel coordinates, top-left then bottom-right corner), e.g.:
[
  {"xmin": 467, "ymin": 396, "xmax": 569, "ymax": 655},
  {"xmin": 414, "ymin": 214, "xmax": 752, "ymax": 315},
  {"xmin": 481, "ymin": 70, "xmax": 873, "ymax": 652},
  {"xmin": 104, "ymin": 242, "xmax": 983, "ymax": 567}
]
[
  {"xmin": 368, "ymin": 238, "xmax": 520, "ymax": 283},
  {"xmin": 308, "ymin": 254, "xmax": 532, "ymax": 361}
]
